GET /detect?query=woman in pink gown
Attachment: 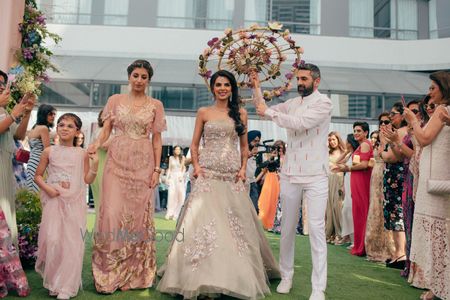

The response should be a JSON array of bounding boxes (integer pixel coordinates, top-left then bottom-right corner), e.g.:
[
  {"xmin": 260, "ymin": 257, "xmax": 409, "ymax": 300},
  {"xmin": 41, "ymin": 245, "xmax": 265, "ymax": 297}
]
[{"xmin": 90, "ymin": 60, "xmax": 166, "ymax": 293}]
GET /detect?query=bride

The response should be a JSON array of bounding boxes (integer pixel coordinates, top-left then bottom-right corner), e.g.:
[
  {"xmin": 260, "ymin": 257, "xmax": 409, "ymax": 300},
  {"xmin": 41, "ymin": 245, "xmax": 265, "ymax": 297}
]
[{"xmin": 157, "ymin": 70, "xmax": 280, "ymax": 299}]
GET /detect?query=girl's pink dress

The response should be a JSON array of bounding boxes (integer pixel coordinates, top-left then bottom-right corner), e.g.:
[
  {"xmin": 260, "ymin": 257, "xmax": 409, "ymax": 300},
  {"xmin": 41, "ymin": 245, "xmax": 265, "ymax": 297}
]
[
  {"xmin": 92, "ymin": 95, "xmax": 166, "ymax": 293},
  {"xmin": 35, "ymin": 145, "xmax": 87, "ymax": 297}
]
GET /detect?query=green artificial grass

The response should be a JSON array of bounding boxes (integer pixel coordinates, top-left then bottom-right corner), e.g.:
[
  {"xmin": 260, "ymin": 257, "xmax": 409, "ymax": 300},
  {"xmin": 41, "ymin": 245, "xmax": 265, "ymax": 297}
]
[{"xmin": 12, "ymin": 212, "xmax": 422, "ymax": 300}]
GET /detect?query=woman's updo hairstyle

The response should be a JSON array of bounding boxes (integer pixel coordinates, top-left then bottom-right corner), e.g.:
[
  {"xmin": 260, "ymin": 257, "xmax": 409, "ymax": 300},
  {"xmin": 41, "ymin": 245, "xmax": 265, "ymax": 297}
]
[{"xmin": 127, "ymin": 59, "xmax": 154, "ymax": 80}]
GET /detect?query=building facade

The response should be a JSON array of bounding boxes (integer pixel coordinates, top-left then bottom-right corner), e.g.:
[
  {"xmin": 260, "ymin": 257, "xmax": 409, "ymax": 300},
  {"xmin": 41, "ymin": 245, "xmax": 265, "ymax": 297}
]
[{"xmin": 33, "ymin": 0, "xmax": 450, "ymax": 142}]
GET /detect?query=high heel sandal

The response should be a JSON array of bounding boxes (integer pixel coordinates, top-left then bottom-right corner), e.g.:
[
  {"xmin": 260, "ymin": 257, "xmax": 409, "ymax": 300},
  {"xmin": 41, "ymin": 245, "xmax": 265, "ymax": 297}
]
[{"xmin": 386, "ymin": 255, "xmax": 406, "ymax": 269}]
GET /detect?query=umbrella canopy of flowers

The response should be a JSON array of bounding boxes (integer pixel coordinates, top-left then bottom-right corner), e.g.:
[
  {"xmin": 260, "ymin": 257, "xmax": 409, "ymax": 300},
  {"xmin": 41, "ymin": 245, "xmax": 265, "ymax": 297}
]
[
  {"xmin": 7, "ymin": 0, "xmax": 61, "ymax": 112},
  {"xmin": 199, "ymin": 22, "xmax": 303, "ymax": 102}
]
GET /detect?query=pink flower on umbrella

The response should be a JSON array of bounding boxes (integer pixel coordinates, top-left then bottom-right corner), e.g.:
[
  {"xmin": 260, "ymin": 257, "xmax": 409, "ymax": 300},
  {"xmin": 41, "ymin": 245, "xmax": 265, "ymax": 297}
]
[
  {"xmin": 207, "ymin": 37, "xmax": 219, "ymax": 47},
  {"xmin": 285, "ymin": 72, "xmax": 294, "ymax": 80},
  {"xmin": 200, "ymin": 70, "xmax": 212, "ymax": 79}
]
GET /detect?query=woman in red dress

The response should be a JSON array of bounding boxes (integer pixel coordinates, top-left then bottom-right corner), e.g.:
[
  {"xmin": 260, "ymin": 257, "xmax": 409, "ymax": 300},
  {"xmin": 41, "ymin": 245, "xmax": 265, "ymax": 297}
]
[{"xmin": 335, "ymin": 121, "xmax": 373, "ymax": 256}]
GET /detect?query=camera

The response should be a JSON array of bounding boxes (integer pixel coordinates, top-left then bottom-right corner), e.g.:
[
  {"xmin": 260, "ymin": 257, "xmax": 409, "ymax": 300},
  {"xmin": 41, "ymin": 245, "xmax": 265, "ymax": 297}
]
[{"xmin": 255, "ymin": 139, "xmax": 281, "ymax": 171}]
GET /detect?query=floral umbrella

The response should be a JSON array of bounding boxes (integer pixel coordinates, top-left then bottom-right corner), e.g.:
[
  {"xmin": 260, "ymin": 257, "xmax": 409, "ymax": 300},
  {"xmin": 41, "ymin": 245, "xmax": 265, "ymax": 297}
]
[{"xmin": 199, "ymin": 22, "xmax": 304, "ymax": 103}]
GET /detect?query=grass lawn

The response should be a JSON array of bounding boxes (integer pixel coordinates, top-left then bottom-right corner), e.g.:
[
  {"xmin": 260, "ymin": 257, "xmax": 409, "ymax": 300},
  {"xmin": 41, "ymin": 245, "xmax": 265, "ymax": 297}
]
[{"xmin": 12, "ymin": 212, "xmax": 422, "ymax": 300}]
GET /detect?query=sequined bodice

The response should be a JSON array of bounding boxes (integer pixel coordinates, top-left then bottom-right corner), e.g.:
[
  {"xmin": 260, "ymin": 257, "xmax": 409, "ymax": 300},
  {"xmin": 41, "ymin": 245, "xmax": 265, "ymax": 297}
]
[
  {"xmin": 114, "ymin": 103, "xmax": 155, "ymax": 139},
  {"xmin": 199, "ymin": 120, "xmax": 241, "ymax": 180}
]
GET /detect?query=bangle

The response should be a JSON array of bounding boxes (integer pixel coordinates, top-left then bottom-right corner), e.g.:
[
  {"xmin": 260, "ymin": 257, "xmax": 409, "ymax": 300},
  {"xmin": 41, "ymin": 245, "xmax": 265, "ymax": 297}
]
[
  {"xmin": 89, "ymin": 169, "xmax": 97, "ymax": 175},
  {"xmin": 9, "ymin": 114, "xmax": 17, "ymax": 122},
  {"xmin": 154, "ymin": 167, "xmax": 162, "ymax": 174},
  {"xmin": 397, "ymin": 142, "xmax": 403, "ymax": 148}
]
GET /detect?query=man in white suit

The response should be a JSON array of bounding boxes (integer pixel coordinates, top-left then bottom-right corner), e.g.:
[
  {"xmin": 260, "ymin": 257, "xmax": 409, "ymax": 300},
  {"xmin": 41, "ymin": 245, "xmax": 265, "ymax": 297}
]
[{"xmin": 251, "ymin": 63, "xmax": 332, "ymax": 300}]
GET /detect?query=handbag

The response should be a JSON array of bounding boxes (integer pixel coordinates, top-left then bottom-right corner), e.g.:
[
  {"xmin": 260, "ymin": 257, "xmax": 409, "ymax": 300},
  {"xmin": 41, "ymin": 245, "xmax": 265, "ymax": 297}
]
[
  {"xmin": 15, "ymin": 148, "xmax": 30, "ymax": 163},
  {"xmin": 427, "ymin": 144, "xmax": 450, "ymax": 195}
]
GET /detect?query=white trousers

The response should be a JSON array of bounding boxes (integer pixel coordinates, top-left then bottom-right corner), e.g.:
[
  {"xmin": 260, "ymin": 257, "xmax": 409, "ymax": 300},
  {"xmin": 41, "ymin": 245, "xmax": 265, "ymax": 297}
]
[{"xmin": 279, "ymin": 176, "xmax": 328, "ymax": 292}]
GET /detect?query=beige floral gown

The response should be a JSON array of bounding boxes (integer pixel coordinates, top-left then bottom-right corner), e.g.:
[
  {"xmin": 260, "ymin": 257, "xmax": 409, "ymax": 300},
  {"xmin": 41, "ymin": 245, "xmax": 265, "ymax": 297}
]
[
  {"xmin": 157, "ymin": 119, "xmax": 280, "ymax": 300},
  {"xmin": 92, "ymin": 94, "xmax": 166, "ymax": 293}
]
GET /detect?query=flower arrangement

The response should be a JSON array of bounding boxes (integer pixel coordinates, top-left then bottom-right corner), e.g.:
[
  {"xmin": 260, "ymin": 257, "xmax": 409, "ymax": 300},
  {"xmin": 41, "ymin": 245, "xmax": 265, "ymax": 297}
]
[
  {"xmin": 15, "ymin": 189, "xmax": 42, "ymax": 267},
  {"xmin": 199, "ymin": 22, "xmax": 303, "ymax": 102},
  {"xmin": 7, "ymin": 0, "xmax": 61, "ymax": 112}
]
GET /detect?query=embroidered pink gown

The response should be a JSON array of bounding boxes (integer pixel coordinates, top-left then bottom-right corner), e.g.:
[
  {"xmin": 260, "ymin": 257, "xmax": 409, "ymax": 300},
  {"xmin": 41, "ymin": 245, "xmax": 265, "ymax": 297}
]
[
  {"xmin": 35, "ymin": 145, "xmax": 87, "ymax": 297},
  {"xmin": 157, "ymin": 119, "xmax": 280, "ymax": 299},
  {"xmin": 92, "ymin": 95, "xmax": 166, "ymax": 293}
]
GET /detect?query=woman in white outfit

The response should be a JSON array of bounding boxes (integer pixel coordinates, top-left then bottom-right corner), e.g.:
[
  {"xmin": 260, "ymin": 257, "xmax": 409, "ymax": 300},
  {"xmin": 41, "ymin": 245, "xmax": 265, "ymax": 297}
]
[{"xmin": 165, "ymin": 146, "xmax": 186, "ymax": 220}]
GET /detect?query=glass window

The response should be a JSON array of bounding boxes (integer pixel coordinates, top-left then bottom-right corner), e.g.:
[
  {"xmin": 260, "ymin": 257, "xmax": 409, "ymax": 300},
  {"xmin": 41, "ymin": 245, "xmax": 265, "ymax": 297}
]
[
  {"xmin": 104, "ymin": 0, "xmax": 128, "ymax": 25},
  {"xmin": 429, "ymin": 0, "xmax": 438, "ymax": 39},
  {"xmin": 92, "ymin": 82, "xmax": 127, "ymax": 106},
  {"xmin": 244, "ymin": 0, "xmax": 268, "ymax": 27},
  {"xmin": 329, "ymin": 93, "xmax": 383, "ymax": 118},
  {"xmin": 157, "ymin": 0, "xmax": 195, "ymax": 28},
  {"xmin": 50, "ymin": 0, "xmax": 92, "ymax": 24},
  {"xmin": 151, "ymin": 86, "xmax": 196, "ymax": 110},
  {"xmin": 349, "ymin": 0, "xmax": 417, "ymax": 40},
  {"xmin": 206, "ymin": 0, "xmax": 234, "ymax": 30},
  {"xmin": 270, "ymin": 0, "xmax": 320, "ymax": 34},
  {"xmin": 40, "ymin": 82, "xmax": 91, "ymax": 106},
  {"xmin": 374, "ymin": 0, "xmax": 391, "ymax": 38},
  {"xmin": 349, "ymin": 0, "xmax": 374, "ymax": 37},
  {"xmin": 391, "ymin": 0, "xmax": 417, "ymax": 40}
]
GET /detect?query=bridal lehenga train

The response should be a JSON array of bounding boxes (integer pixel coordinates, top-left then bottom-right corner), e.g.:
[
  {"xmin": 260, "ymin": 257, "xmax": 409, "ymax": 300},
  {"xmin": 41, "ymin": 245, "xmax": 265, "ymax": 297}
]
[{"xmin": 157, "ymin": 119, "xmax": 280, "ymax": 299}]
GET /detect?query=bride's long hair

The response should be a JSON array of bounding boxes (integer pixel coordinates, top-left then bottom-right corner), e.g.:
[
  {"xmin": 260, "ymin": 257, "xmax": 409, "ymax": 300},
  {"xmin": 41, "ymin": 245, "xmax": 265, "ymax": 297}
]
[{"xmin": 209, "ymin": 70, "xmax": 245, "ymax": 136}]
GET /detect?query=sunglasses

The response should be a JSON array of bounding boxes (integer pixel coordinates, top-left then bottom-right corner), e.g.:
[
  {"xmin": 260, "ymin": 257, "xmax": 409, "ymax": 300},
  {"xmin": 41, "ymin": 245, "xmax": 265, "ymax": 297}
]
[
  {"xmin": 411, "ymin": 109, "xmax": 419, "ymax": 114},
  {"xmin": 425, "ymin": 103, "xmax": 436, "ymax": 110},
  {"xmin": 379, "ymin": 120, "xmax": 391, "ymax": 125},
  {"xmin": 389, "ymin": 111, "xmax": 401, "ymax": 117}
]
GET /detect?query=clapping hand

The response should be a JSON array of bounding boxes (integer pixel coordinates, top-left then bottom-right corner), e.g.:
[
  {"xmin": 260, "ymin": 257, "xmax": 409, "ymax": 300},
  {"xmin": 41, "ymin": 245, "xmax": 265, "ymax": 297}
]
[
  {"xmin": 381, "ymin": 125, "xmax": 399, "ymax": 144},
  {"xmin": 403, "ymin": 107, "xmax": 417, "ymax": 125}
]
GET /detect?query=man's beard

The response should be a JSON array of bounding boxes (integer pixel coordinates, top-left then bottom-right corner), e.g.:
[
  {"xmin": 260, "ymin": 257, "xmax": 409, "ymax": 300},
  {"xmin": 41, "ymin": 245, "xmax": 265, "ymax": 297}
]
[{"xmin": 297, "ymin": 83, "xmax": 314, "ymax": 97}]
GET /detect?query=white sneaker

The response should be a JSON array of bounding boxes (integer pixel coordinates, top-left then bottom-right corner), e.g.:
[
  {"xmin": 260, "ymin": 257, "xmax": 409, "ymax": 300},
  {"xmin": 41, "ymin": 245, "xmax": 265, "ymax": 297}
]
[
  {"xmin": 276, "ymin": 278, "xmax": 292, "ymax": 294},
  {"xmin": 309, "ymin": 290, "xmax": 325, "ymax": 300}
]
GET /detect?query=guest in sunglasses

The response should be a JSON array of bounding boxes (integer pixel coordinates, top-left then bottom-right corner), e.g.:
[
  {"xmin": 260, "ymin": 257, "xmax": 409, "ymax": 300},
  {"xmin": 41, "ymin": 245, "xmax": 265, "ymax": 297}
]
[
  {"xmin": 404, "ymin": 70, "xmax": 450, "ymax": 300},
  {"xmin": 364, "ymin": 113, "xmax": 395, "ymax": 262},
  {"xmin": 423, "ymin": 95, "xmax": 436, "ymax": 118},
  {"xmin": 380, "ymin": 102, "xmax": 412, "ymax": 270}
]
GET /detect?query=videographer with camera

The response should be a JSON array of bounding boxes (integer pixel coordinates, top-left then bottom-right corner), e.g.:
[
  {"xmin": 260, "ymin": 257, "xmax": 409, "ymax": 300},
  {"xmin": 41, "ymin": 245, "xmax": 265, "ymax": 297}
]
[
  {"xmin": 251, "ymin": 63, "xmax": 332, "ymax": 300},
  {"xmin": 257, "ymin": 139, "xmax": 284, "ymax": 230},
  {"xmin": 246, "ymin": 130, "xmax": 263, "ymax": 211}
]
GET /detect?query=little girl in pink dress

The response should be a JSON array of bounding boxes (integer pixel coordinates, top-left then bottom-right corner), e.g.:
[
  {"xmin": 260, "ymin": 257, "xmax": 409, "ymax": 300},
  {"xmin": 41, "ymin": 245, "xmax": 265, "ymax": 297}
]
[{"xmin": 34, "ymin": 113, "xmax": 98, "ymax": 300}]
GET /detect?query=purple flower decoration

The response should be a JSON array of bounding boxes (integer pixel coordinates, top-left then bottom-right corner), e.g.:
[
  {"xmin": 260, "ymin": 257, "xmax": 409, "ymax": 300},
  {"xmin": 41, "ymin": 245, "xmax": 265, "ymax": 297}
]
[
  {"xmin": 268, "ymin": 36, "xmax": 277, "ymax": 43},
  {"xmin": 36, "ymin": 15, "xmax": 46, "ymax": 25},
  {"xmin": 22, "ymin": 48, "xmax": 34, "ymax": 60},
  {"xmin": 200, "ymin": 70, "xmax": 212, "ymax": 79},
  {"xmin": 249, "ymin": 34, "xmax": 257, "ymax": 39},
  {"xmin": 293, "ymin": 59, "xmax": 305, "ymax": 69},
  {"xmin": 207, "ymin": 37, "xmax": 219, "ymax": 47},
  {"xmin": 40, "ymin": 73, "xmax": 50, "ymax": 83},
  {"xmin": 285, "ymin": 72, "xmax": 294, "ymax": 80}
]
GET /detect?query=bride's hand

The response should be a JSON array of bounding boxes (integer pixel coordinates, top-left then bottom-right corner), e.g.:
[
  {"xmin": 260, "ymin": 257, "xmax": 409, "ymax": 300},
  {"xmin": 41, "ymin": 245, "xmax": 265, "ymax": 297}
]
[
  {"xmin": 193, "ymin": 166, "xmax": 204, "ymax": 179},
  {"xmin": 235, "ymin": 168, "xmax": 246, "ymax": 183}
]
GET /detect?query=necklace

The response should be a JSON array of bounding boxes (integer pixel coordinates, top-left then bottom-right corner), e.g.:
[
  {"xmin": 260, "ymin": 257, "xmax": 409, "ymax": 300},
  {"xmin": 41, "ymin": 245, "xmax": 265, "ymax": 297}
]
[{"xmin": 128, "ymin": 94, "xmax": 148, "ymax": 108}]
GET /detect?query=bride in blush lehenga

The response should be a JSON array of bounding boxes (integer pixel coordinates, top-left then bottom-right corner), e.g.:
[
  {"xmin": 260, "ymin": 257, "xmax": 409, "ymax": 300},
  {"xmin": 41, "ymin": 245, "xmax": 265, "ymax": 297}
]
[{"xmin": 157, "ymin": 70, "xmax": 280, "ymax": 299}]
